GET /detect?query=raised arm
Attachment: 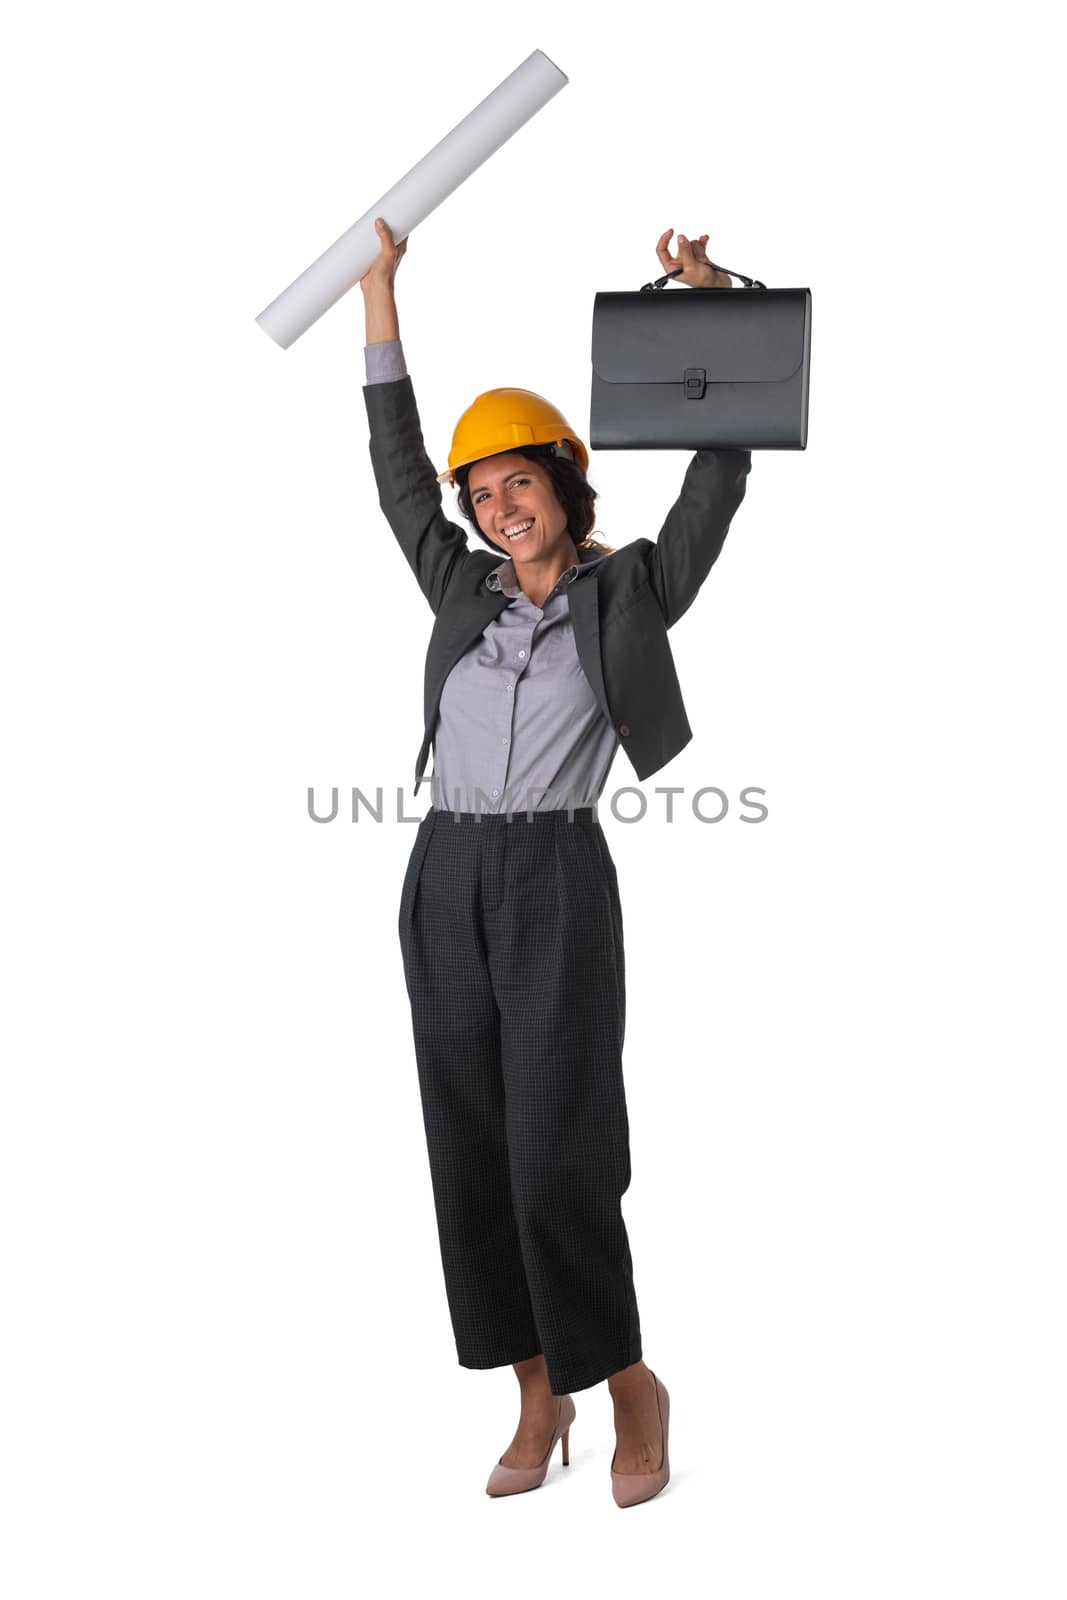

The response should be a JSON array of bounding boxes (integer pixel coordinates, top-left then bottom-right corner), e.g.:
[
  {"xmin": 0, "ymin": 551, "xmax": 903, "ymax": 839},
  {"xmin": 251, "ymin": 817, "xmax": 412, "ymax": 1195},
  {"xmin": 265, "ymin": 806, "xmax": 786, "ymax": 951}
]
[
  {"xmin": 643, "ymin": 446, "xmax": 752, "ymax": 629},
  {"xmin": 641, "ymin": 226, "xmax": 753, "ymax": 628},
  {"xmin": 360, "ymin": 219, "xmax": 469, "ymax": 615}
]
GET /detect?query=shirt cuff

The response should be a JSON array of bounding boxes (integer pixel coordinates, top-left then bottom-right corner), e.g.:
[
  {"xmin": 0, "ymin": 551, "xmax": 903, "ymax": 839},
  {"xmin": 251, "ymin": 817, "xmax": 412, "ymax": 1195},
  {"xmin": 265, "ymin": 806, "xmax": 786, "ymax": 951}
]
[{"xmin": 364, "ymin": 338, "xmax": 408, "ymax": 384}]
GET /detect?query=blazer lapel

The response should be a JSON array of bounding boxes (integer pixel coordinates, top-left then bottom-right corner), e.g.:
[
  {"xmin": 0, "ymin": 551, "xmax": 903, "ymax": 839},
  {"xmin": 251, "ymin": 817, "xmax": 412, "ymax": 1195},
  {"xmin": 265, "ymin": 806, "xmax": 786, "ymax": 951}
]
[
  {"xmin": 439, "ymin": 568, "xmax": 511, "ymax": 663},
  {"xmin": 565, "ymin": 573, "xmax": 612, "ymax": 726}
]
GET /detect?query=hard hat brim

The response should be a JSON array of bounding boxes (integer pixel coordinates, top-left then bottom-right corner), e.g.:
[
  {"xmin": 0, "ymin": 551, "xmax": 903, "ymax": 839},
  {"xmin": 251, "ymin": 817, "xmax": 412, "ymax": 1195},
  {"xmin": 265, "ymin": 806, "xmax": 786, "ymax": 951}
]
[{"xmin": 435, "ymin": 439, "xmax": 589, "ymax": 487}]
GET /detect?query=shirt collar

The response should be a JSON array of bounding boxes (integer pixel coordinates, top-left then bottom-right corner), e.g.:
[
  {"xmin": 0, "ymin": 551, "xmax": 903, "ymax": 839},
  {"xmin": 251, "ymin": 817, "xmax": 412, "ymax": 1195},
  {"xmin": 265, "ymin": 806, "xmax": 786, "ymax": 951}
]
[{"xmin": 485, "ymin": 548, "xmax": 609, "ymax": 596}]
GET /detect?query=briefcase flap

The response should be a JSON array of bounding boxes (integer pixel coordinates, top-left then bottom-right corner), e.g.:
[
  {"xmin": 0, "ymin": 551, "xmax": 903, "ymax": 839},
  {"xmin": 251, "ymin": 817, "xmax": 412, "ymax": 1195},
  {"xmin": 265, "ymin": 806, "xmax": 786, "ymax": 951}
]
[{"xmin": 591, "ymin": 288, "xmax": 810, "ymax": 385}]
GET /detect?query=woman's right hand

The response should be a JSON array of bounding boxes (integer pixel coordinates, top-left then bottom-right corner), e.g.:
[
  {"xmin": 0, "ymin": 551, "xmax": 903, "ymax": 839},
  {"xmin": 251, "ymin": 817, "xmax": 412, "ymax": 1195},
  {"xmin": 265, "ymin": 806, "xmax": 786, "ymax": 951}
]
[{"xmin": 360, "ymin": 217, "xmax": 408, "ymax": 297}]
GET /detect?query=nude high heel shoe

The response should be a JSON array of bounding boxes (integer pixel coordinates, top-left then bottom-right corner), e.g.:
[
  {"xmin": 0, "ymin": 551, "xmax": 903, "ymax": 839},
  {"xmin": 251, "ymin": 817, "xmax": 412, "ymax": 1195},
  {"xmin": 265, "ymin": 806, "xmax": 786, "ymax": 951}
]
[
  {"xmin": 485, "ymin": 1394, "xmax": 576, "ymax": 1496},
  {"xmin": 610, "ymin": 1370, "xmax": 670, "ymax": 1507}
]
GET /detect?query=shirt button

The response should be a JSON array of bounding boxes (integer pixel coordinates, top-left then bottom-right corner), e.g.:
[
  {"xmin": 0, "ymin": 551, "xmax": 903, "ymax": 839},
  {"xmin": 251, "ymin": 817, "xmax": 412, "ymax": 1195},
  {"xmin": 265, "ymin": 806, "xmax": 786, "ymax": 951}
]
[
  {"xmin": 491, "ymin": 788, "xmax": 499, "ymax": 798},
  {"xmin": 518, "ymin": 649, "xmax": 526, "ymax": 659},
  {"xmin": 501, "ymin": 736, "xmax": 509, "ymax": 745},
  {"xmin": 619, "ymin": 723, "xmax": 631, "ymax": 737}
]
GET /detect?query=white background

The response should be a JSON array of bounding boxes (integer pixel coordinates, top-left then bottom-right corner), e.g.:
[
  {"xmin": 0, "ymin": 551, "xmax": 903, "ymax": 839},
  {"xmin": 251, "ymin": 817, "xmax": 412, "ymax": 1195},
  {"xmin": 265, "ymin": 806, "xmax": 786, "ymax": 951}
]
[{"xmin": 2, "ymin": 3, "xmax": 1063, "ymax": 1595}]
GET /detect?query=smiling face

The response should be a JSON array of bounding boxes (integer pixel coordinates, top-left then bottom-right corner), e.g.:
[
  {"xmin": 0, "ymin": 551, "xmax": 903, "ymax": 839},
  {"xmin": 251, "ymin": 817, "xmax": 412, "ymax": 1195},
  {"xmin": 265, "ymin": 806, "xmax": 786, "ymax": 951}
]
[{"xmin": 469, "ymin": 451, "xmax": 571, "ymax": 565}]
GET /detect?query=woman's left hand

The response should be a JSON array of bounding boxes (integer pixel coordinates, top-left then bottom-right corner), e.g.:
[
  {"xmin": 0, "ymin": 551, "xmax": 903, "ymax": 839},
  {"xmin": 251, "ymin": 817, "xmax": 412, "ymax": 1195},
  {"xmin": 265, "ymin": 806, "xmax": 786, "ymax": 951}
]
[{"xmin": 655, "ymin": 229, "xmax": 732, "ymax": 289}]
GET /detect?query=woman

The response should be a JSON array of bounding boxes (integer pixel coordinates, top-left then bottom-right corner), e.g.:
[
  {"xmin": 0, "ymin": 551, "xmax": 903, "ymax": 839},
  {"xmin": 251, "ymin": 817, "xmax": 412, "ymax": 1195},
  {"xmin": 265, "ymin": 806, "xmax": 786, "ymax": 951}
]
[{"xmin": 359, "ymin": 218, "xmax": 751, "ymax": 1506}]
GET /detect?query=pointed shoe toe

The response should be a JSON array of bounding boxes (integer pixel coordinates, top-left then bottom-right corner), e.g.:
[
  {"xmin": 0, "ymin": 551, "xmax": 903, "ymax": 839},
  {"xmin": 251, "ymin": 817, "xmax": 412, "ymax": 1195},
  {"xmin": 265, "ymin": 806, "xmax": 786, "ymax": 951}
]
[
  {"xmin": 610, "ymin": 1371, "xmax": 670, "ymax": 1508},
  {"xmin": 485, "ymin": 1394, "xmax": 576, "ymax": 1497}
]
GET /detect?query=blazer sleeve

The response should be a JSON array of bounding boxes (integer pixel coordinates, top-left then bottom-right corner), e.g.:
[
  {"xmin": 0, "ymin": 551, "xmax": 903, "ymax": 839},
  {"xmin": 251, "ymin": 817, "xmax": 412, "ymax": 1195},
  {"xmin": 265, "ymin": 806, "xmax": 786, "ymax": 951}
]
[
  {"xmin": 643, "ymin": 447, "xmax": 753, "ymax": 629},
  {"xmin": 362, "ymin": 373, "xmax": 470, "ymax": 615}
]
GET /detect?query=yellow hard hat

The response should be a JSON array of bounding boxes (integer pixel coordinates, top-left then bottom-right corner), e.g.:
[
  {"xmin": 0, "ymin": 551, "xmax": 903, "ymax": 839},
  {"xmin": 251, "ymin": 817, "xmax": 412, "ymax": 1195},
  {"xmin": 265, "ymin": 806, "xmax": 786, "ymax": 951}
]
[{"xmin": 435, "ymin": 387, "xmax": 590, "ymax": 486}]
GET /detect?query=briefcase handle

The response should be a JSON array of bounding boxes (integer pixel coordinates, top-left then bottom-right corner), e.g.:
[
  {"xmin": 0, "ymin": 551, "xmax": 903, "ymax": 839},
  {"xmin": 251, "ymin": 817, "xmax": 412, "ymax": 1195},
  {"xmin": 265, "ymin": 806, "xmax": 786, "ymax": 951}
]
[{"xmin": 639, "ymin": 262, "xmax": 767, "ymax": 291}]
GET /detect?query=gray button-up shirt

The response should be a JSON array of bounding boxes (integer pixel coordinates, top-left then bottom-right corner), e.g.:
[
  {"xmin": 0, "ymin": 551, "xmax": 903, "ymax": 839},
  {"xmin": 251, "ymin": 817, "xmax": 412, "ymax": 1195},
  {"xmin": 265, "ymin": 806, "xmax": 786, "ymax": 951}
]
[{"xmin": 365, "ymin": 339, "xmax": 621, "ymax": 813}]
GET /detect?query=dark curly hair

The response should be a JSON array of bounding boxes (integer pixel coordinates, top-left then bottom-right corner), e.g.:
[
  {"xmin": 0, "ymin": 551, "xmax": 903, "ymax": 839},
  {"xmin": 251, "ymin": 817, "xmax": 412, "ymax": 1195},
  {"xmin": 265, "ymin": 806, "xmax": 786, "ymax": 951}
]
[{"xmin": 454, "ymin": 445, "xmax": 615, "ymax": 556}]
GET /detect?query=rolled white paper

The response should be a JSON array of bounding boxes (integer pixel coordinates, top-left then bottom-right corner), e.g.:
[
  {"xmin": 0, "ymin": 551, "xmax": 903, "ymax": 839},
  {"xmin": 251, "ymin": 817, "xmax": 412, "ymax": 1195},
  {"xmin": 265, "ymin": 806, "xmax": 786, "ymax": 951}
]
[{"xmin": 256, "ymin": 48, "xmax": 568, "ymax": 349}]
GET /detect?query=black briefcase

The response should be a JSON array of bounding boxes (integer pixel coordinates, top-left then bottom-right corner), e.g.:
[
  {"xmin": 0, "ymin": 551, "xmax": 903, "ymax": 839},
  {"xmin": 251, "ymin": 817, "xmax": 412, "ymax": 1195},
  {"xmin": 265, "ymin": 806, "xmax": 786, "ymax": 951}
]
[{"xmin": 590, "ymin": 261, "xmax": 811, "ymax": 450}]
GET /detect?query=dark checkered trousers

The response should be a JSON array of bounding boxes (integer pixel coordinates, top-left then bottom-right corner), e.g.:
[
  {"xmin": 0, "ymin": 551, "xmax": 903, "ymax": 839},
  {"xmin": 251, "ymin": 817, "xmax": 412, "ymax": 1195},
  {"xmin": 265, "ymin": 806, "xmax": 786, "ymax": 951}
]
[{"xmin": 397, "ymin": 804, "xmax": 642, "ymax": 1396}]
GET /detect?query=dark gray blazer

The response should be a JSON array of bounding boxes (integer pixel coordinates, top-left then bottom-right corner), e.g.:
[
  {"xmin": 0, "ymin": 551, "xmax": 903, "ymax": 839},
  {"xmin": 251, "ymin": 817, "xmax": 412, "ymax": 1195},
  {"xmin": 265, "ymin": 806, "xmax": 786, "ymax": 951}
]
[{"xmin": 363, "ymin": 374, "xmax": 752, "ymax": 796}]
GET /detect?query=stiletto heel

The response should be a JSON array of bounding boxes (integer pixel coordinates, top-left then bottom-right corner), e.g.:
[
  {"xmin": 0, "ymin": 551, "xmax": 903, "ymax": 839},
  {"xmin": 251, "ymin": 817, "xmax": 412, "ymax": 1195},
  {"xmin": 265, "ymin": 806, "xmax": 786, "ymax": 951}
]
[{"xmin": 485, "ymin": 1394, "xmax": 577, "ymax": 1496}]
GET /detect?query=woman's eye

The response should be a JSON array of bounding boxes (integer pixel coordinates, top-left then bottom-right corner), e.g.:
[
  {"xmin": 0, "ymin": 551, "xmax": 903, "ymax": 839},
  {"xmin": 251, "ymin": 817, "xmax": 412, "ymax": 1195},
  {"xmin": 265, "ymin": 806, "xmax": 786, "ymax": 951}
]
[{"xmin": 476, "ymin": 477, "xmax": 528, "ymax": 505}]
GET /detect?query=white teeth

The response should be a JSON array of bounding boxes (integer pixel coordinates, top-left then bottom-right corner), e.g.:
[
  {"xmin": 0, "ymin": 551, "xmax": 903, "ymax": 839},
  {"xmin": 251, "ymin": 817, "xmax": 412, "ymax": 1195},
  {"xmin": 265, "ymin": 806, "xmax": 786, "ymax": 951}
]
[{"xmin": 504, "ymin": 519, "xmax": 533, "ymax": 539}]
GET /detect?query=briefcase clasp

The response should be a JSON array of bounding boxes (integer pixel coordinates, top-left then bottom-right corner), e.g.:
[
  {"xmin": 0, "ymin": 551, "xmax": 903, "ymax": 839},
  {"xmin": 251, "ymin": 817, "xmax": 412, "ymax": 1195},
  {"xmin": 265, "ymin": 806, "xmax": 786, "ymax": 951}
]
[{"xmin": 684, "ymin": 367, "xmax": 706, "ymax": 399}]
